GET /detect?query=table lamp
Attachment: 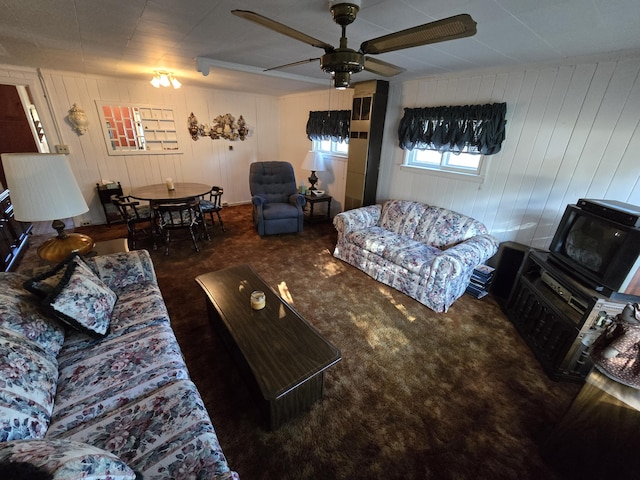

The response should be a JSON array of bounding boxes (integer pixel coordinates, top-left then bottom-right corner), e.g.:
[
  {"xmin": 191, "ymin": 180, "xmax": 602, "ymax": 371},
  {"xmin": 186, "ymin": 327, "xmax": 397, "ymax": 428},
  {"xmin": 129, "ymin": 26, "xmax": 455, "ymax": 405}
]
[
  {"xmin": 2, "ymin": 153, "xmax": 93, "ymax": 262},
  {"xmin": 302, "ymin": 150, "xmax": 325, "ymax": 191}
]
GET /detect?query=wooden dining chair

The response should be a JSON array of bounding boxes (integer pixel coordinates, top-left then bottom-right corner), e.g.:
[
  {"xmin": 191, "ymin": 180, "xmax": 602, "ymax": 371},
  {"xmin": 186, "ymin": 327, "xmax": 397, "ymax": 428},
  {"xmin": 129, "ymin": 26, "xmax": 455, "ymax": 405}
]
[
  {"xmin": 198, "ymin": 186, "xmax": 226, "ymax": 232},
  {"xmin": 152, "ymin": 199, "xmax": 203, "ymax": 255},
  {"xmin": 111, "ymin": 195, "xmax": 152, "ymax": 250}
]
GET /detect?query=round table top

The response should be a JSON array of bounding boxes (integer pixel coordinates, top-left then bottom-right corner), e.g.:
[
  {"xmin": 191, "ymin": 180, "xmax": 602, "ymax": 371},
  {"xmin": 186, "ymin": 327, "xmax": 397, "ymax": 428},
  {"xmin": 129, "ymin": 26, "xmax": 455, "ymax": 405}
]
[{"xmin": 128, "ymin": 182, "xmax": 211, "ymax": 202}]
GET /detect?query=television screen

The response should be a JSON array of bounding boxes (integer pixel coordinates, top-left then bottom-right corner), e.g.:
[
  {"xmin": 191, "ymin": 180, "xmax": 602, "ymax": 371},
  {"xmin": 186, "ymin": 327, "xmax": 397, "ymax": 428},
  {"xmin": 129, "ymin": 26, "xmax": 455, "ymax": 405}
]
[{"xmin": 562, "ymin": 214, "xmax": 626, "ymax": 276}]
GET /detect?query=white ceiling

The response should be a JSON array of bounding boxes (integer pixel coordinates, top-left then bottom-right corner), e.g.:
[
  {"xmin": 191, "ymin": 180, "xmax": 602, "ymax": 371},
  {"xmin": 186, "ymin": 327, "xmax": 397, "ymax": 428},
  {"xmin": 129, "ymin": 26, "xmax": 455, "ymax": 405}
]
[{"xmin": 1, "ymin": 0, "xmax": 639, "ymax": 96}]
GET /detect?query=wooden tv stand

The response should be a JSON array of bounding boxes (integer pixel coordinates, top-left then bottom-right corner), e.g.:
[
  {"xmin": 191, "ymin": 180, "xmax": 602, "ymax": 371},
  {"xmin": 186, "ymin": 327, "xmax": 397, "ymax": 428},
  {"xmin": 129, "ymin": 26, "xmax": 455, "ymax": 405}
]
[{"xmin": 506, "ymin": 250, "xmax": 627, "ymax": 382}]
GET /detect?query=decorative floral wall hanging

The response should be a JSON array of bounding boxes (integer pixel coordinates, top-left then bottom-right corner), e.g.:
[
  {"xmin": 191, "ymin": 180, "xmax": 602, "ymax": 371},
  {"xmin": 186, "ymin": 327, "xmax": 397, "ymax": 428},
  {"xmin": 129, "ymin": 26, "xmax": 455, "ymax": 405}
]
[{"xmin": 188, "ymin": 112, "xmax": 249, "ymax": 141}]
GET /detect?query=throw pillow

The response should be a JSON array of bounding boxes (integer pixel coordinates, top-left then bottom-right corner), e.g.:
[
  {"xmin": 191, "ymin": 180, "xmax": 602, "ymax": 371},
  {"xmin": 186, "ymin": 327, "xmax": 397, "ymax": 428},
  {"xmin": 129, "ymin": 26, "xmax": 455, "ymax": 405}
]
[
  {"xmin": 24, "ymin": 254, "xmax": 117, "ymax": 338},
  {"xmin": 0, "ymin": 438, "xmax": 137, "ymax": 480},
  {"xmin": 23, "ymin": 254, "xmax": 87, "ymax": 300}
]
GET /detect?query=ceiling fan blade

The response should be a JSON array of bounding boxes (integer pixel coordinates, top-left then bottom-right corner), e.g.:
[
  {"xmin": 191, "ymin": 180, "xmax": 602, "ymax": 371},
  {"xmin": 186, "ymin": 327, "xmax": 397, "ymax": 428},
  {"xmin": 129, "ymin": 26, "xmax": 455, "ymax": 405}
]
[
  {"xmin": 264, "ymin": 58, "xmax": 320, "ymax": 72},
  {"xmin": 364, "ymin": 56, "xmax": 406, "ymax": 77},
  {"xmin": 231, "ymin": 10, "xmax": 335, "ymax": 52},
  {"xmin": 360, "ymin": 14, "xmax": 477, "ymax": 55}
]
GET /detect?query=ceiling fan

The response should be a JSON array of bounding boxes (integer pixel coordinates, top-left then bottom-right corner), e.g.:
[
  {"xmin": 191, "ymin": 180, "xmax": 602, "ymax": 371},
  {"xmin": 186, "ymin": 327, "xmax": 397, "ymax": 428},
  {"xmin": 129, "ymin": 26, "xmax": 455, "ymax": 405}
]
[{"xmin": 231, "ymin": 1, "xmax": 477, "ymax": 89}]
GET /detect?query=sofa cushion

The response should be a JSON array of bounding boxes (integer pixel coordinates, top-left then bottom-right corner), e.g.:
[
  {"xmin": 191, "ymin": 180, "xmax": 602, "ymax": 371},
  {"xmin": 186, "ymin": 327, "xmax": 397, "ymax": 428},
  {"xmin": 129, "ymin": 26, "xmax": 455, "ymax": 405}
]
[
  {"xmin": 88, "ymin": 250, "xmax": 157, "ymax": 293},
  {"xmin": 379, "ymin": 200, "xmax": 429, "ymax": 239},
  {"xmin": 414, "ymin": 206, "xmax": 489, "ymax": 248},
  {"xmin": 57, "ymin": 282, "xmax": 170, "ymax": 360},
  {"xmin": 262, "ymin": 202, "xmax": 300, "ymax": 219},
  {"xmin": 0, "ymin": 438, "xmax": 136, "ymax": 479},
  {"xmin": 345, "ymin": 226, "xmax": 442, "ymax": 275},
  {"xmin": 0, "ymin": 328, "xmax": 58, "ymax": 441},
  {"xmin": 379, "ymin": 200, "xmax": 489, "ymax": 249},
  {"xmin": 346, "ymin": 226, "xmax": 404, "ymax": 256},
  {"xmin": 53, "ymin": 380, "xmax": 236, "ymax": 480},
  {"xmin": 46, "ymin": 276, "xmax": 184, "ymax": 437},
  {"xmin": 48, "ymin": 322, "xmax": 189, "ymax": 437},
  {"xmin": 0, "ymin": 273, "xmax": 65, "ymax": 359},
  {"xmin": 25, "ymin": 255, "xmax": 117, "ymax": 338}
]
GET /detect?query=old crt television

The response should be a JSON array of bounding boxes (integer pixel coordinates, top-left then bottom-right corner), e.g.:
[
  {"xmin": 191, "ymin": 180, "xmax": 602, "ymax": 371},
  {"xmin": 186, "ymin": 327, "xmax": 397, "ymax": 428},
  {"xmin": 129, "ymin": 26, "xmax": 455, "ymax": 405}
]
[{"xmin": 548, "ymin": 199, "xmax": 640, "ymax": 297}]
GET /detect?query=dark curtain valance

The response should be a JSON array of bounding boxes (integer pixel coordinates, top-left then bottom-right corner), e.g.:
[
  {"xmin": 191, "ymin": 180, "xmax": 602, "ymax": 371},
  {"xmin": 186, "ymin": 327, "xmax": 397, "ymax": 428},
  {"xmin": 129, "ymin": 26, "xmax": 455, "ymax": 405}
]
[
  {"xmin": 306, "ymin": 110, "xmax": 351, "ymax": 143},
  {"xmin": 398, "ymin": 102, "xmax": 507, "ymax": 155}
]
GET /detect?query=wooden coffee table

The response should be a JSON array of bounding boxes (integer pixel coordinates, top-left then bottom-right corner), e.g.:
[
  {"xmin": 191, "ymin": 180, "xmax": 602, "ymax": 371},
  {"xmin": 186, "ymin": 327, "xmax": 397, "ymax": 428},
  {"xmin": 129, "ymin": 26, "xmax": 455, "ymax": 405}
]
[{"xmin": 196, "ymin": 264, "xmax": 341, "ymax": 429}]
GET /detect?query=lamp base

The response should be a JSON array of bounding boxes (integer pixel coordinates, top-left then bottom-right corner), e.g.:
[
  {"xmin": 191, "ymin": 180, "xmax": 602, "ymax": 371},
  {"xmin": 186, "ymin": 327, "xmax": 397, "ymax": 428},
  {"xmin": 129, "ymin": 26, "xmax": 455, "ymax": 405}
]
[
  {"xmin": 37, "ymin": 232, "xmax": 94, "ymax": 263},
  {"xmin": 308, "ymin": 170, "xmax": 319, "ymax": 191}
]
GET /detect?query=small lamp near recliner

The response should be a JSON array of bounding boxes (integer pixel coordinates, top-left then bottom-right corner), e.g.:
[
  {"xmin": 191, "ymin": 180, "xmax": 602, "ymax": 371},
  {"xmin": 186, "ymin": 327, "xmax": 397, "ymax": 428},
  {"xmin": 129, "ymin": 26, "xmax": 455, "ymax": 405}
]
[
  {"xmin": 2, "ymin": 153, "xmax": 93, "ymax": 262},
  {"xmin": 301, "ymin": 150, "xmax": 325, "ymax": 192}
]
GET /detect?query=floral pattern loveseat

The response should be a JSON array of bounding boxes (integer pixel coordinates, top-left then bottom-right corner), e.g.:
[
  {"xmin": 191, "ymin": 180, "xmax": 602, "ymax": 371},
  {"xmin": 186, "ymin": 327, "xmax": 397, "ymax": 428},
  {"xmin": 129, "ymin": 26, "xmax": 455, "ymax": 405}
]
[
  {"xmin": 0, "ymin": 250, "xmax": 238, "ymax": 479},
  {"xmin": 333, "ymin": 200, "xmax": 499, "ymax": 312}
]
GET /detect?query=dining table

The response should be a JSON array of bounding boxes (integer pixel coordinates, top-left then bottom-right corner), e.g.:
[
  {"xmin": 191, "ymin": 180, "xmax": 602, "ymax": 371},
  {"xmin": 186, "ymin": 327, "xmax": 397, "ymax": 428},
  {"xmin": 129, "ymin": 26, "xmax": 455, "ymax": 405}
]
[
  {"xmin": 128, "ymin": 182, "xmax": 212, "ymax": 203},
  {"xmin": 128, "ymin": 182, "xmax": 213, "ymax": 247}
]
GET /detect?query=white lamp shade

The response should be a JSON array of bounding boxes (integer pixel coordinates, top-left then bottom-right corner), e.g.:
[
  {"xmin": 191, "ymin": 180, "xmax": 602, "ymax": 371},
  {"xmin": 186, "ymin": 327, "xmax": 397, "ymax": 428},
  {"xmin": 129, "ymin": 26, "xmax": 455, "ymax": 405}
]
[
  {"xmin": 302, "ymin": 150, "xmax": 325, "ymax": 172},
  {"xmin": 1, "ymin": 153, "xmax": 89, "ymax": 222}
]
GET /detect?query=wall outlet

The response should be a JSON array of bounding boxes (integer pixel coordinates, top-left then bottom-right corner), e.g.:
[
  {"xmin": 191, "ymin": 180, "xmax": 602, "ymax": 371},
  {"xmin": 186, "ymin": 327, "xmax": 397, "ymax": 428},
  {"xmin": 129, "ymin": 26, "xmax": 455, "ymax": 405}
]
[
  {"xmin": 81, "ymin": 221, "xmax": 91, "ymax": 226},
  {"xmin": 55, "ymin": 144, "xmax": 70, "ymax": 154},
  {"xmin": 222, "ymin": 202, "xmax": 229, "ymax": 207}
]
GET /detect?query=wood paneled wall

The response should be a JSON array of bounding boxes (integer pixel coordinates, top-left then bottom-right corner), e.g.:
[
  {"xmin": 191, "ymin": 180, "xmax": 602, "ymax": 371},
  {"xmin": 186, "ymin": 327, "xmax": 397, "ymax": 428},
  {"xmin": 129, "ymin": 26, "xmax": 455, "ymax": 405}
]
[
  {"xmin": 3, "ymin": 54, "xmax": 639, "ymax": 247},
  {"xmin": 380, "ymin": 54, "xmax": 640, "ymax": 249},
  {"xmin": 1, "ymin": 65, "xmax": 280, "ymax": 226},
  {"xmin": 279, "ymin": 88, "xmax": 352, "ymax": 217}
]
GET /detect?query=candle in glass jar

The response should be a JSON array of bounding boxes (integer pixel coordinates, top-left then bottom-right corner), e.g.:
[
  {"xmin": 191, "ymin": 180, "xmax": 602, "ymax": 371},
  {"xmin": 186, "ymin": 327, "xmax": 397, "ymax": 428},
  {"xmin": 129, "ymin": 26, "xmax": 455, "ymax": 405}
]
[{"xmin": 250, "ymin": 290, "xmax": 266, "ymax": 310}]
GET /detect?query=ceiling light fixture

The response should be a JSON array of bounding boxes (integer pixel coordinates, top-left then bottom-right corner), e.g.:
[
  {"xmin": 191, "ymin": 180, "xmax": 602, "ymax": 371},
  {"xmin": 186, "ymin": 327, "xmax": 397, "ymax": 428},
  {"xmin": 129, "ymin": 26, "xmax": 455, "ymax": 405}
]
[{"xmin": 150, "ymin": 71, "xmax": 181, "ymax": 89}]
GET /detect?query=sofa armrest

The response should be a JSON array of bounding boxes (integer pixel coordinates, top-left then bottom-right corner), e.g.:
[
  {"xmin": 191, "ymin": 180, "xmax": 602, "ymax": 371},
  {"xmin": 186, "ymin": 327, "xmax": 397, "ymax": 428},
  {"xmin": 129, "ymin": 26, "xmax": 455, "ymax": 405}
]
[
  {"xmin": 333, "ymin": 204, "xmax": 382, "ymax": 238},
  {"xmin": 252, "ymin": 194, "xmax": 266, "ymax": 207},
  {"xmin": 87, "ymin": 249, "xmax": 158, "ymax": 291},
  {"xmin": 289, "ymin": 193, "xmax": 305, "ymax": 208},
  {"xmin": 433, "ymin": 234, "xmax": 499, "ymax": 281}
]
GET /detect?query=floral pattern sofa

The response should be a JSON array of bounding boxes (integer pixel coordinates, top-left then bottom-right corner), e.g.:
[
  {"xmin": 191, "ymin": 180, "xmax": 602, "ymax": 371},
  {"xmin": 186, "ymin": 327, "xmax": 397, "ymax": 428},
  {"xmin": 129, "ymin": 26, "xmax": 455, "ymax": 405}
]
[
  {"xmin": 333, "ymin": 200, "xmax": 499, "ymax": 312},
  {"xmin": 0, "ymin": 250, "xmax": 238, "ymax": 479}
]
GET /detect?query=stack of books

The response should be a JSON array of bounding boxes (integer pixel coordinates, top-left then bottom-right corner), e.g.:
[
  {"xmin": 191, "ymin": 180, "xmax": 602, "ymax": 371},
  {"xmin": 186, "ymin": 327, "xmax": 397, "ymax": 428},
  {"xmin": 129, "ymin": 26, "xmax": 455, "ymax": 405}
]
[{"xmin": 466, "ymin": 264, "xmax": 495, "ymax": 299}]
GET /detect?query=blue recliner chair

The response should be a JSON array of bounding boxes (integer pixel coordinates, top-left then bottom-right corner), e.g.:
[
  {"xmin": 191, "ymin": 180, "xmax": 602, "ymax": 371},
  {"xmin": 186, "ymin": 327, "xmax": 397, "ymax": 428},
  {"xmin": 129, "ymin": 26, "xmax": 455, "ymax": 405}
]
[{"xmin": 249, "ymin": 161, "xmax": 305, "ymax": 236}]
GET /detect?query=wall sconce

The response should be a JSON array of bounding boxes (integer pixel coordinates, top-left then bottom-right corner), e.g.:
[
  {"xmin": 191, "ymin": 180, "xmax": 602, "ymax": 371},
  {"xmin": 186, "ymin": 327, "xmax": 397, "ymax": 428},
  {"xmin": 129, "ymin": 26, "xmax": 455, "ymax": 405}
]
[
  {"xmin": 150, "ymin": 71, "xmax": 181, "ymax": 89},
  {"xmin": 188, "ymin": 112, "xmax": 249, "ymax": 141},
  {"xmin": 67, "ymin": 103, "xmax": 89, "ymax": 135}
]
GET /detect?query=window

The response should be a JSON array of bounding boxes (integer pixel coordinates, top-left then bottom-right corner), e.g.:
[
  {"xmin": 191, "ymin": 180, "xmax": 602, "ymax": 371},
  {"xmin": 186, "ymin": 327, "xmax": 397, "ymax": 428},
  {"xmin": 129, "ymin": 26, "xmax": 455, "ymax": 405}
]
[
  {"xmin": 313, "ymin": 139, "xmax": 348, "ymax": 156},
  {"xmin": 101, "ymin": 105, "xmax": 145, "ymax": 151},
  {"xmin": 95, "ymin": 101, "xmax": 182, "ymax": 155},
  {"xmin": 404, "ymin": 148, "xmax": 486, "ymax": 181}
]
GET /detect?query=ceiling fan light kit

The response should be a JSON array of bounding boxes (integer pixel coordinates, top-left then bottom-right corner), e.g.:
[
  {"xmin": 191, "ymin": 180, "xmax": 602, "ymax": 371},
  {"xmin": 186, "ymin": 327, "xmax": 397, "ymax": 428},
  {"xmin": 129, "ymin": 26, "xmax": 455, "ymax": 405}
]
[
  {"xmin": 333, "ymin": 71, "xmax": 351, "ymax": 89},
  {"xmin": 231, "ymin": 2, "xmax": 476, "ymax": 89}
]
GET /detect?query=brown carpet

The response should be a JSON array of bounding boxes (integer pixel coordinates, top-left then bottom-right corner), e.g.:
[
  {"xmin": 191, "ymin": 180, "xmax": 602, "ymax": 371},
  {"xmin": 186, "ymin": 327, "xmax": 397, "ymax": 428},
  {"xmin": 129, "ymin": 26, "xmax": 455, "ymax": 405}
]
[{"xmin": 21, "ymin": 205, "xmax": 580, "ymax": 480}]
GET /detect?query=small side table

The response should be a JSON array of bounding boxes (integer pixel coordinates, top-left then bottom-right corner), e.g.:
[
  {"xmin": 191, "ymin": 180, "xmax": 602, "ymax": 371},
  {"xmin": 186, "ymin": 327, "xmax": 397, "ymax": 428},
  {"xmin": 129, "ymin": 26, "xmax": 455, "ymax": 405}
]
[
  {"xmin": 304, "ymin": 193, "xmax": 332, "ymax": 223},
  {"xmin": 16, "ymin": 238, "xmax": 130, "ymax": 276},
  {"xmin": 92, "ymin": 238, "xmax": 130, "ymax": 256}
]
